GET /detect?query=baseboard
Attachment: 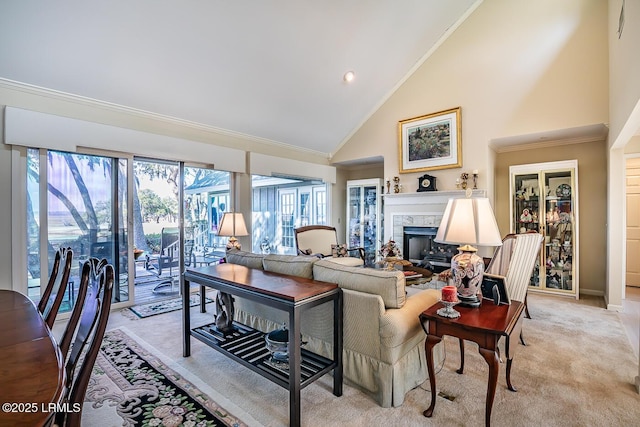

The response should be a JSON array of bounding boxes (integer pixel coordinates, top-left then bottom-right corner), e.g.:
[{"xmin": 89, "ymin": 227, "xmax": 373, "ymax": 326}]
[{"xmin": 579, "ymin": 288, "xmax": 605, "ymax": 297}]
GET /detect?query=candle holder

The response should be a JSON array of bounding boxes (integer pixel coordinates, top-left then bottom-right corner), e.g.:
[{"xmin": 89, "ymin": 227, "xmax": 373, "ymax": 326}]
[
  {"xmin": 386, "ymin": 179, "xmax": 391, "ymax": 194},
  {"xmin": 437, "ymin": 300, "xmax": 460, "ymax": 318},
  {"xmin": 473, "ymin": 171, "xmax": 478, "ymax": 189}
]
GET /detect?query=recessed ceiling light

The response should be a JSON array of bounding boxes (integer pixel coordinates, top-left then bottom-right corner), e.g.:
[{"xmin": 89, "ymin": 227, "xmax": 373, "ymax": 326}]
[{"xmin": 343, "ymin": 71, "xmax": 355, "ymax": 83}]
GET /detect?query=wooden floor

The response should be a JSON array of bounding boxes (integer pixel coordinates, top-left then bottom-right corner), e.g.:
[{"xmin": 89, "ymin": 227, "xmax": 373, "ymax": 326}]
[{"xmin": 132, "ymin": 266, "xmax": 183, "ymax": 304}]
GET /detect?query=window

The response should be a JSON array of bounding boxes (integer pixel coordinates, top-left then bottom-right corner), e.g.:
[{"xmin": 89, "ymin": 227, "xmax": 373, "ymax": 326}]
[
  {"xmin": 279, "ymin": 190, "xmax": 296, "ymax": 250},
  {"xmin": 26, "ymin": 149, "xmax": 129, "ymax": 311},
  {"xmin": 251, "ymin": 175, "xmax": 328, "ymax": 254}
]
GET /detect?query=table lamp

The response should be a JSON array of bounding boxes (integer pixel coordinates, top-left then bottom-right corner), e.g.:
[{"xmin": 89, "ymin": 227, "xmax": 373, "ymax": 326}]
[
  {"xmin": 218, "ymin": 212, "xmax": 249, "ymax": 251},
  {"xmin": 435, "ymin": 197, "xmax": 502, "ymax": 308}
]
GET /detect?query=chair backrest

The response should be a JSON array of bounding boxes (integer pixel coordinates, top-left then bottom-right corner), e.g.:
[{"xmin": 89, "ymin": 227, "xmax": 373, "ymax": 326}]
[
  {"xmin": 55, "ymin": 257, "xmax": 114, "ymax": 427},
  {"xmin": 158, "ymin": 227, "xmax": 180, "ymax": 271},
  {"xmin": 184, "ymin": 238, "xmax": 195, "ymax": 268},
  {"xmin": 90, "ymin": 241, "xmax": 113, "ymax": 259},
  {"xmin": 38, "ymin": 247, "xmax": 73, "ymax": 329},
  {"xmin": 486, "ymin": 234, "xmax": 517, "ymax": 276},
  {"xmin": 487, "ymin": 233, "xmax": 543, "ymax": 302},
  {"xmin": 57, "ymin": 259, "xmax": 92, "ymax": 357},
  {"xmin": 161, "ymin": 227, "xmax": 180, "ymax": 253},
  {"xmin": 294, "ymin": 225, "xmax": 338, "ymax": 257}
]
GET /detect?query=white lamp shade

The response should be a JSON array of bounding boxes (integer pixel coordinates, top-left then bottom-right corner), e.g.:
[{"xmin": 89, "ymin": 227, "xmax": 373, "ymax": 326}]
[
  {"xmin": 435, "ymin": 198, "xmax": 502, "ymax": 247},
  {"xmin": 217, "ymin": 212, "xmax": 249, "ymax": 237}
]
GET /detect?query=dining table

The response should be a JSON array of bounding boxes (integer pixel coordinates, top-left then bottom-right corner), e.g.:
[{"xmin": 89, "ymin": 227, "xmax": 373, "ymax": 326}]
[{"xmin": 0, "ymin": 289, "xmax": 66, "ymax": 426}]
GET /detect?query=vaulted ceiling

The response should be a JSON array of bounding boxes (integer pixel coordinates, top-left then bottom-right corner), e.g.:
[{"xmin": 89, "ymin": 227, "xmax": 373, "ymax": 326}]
[{"xmin": 0, "ymin": 0, "xmax": 479, "ymax": 156}]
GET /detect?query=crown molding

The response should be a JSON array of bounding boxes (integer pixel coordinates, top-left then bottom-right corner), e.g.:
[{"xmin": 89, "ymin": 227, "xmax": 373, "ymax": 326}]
[
  {"xmin": 0, "ymin": 78, "xmax": 330, "ymax": 160},
  {"xmin": 492, "ymin": 133, "xmax": 607, "ymax": 153}
]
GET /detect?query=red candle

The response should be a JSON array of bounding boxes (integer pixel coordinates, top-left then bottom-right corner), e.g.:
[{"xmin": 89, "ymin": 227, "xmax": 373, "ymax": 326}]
[{"xmin": 442, "ymin": 285, "xmax": 458, "ymax": 302}]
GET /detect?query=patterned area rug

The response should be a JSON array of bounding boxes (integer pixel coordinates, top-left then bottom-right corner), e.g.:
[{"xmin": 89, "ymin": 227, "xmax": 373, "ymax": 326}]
[
  {"xmin": 128, "ymin": 294, "xmax": 212, "ymax": 318},
  {"xmin": 86, "ymin": 328, "xmax": 246, "ymax": 427}
]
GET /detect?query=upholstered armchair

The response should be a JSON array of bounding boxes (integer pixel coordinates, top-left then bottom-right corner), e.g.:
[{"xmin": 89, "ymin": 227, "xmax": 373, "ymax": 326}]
[{"xmin": 294, "ymin": 225, "xmax": 365, "ymax": 267}]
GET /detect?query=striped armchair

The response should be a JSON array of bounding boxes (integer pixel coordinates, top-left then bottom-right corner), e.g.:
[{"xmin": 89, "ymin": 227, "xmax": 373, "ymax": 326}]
[{"xmin": 486, "ymin": 232, "xmax": 543, "ymax": 343}]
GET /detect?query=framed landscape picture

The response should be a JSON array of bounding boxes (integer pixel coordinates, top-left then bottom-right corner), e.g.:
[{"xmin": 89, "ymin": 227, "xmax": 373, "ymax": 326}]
[{"xmin": 398, "ymin": 107, "xmax": 462, "ymax": 173}]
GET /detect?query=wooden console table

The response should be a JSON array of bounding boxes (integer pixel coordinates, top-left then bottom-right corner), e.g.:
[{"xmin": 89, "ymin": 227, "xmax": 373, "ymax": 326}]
[
  {"xmin": 419, "ymin": 300, "xmax": 524, "ymax": 427},
  {"xmin": 182, "ymin": 264, "xmax": 343, "ymax": 427}
]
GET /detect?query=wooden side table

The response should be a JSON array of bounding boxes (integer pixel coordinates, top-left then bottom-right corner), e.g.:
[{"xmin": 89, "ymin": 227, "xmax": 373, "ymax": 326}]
[{"xmin": 419, "ymin": 300, "xmax": 524, "ymax": 427}]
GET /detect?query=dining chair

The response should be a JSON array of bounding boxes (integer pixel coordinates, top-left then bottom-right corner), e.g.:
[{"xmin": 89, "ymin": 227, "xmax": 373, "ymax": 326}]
[
  {"xmin": 53, "ymin": 257, "xmax": 114, "ymax": 427},
  {"xmin": 38, "ymin": 247, "xmax": 73, "ymax": 329}
]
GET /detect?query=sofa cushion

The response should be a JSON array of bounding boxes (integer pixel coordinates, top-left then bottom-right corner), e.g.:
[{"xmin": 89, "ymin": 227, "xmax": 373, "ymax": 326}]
[
  {"xmin": 225, "ymin": 249, "xmax": 264, "ymax": 270},
  {"xmin": 325, "ymin": 256, "xmax": 365, "ymax": 267},
  {"xmin": 262, "ymin": 254, "xmax": 317, "ymax": 279},
  {"xmin": 313, "ymin": 259, "xmax": 406, "ymax": 309}
]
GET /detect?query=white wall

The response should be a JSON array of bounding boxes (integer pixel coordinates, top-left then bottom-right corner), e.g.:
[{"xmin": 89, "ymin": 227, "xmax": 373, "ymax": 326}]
[
  {"xmin": 607, "ymin": 0, "xmax": 640, "ymax": 312},
  {"xmin": 333, "ymin": 0, "xmax": 608, "ymax": 201},
  {"xmin": 608, "ymin": 0, "xmax": 640, "ymax": 149},
  {"xmin": 0, "ymin": 119, "xmax": 11, "ymax": 290}
]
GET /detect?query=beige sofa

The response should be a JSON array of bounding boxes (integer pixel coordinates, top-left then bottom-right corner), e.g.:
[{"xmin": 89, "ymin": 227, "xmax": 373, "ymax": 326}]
[{"xmin": 224, "ymin": 250, "xmax": 443, "ymax": 408}]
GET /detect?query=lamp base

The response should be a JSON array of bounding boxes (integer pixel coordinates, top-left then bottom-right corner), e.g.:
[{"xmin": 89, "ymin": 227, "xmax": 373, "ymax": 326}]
[
  {"xmin": 451, "ymin": 247, "xmax": 484, "ymax": 309},
  {"xmin": 457, "ymin": 294, "xmax": 481, "ymax": 308},
  {"xmin": 225, "ymin": 237, "xmax": 242, "ymax": 251}
]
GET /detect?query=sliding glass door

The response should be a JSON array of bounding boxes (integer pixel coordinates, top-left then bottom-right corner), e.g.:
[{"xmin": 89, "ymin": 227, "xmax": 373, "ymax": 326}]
[
  {"xmin": 26, "ymin": 149, "xmax": 129, "ymax": 312},
  {"xmin": 23, "ymin": 148, "xmax": 230, "ymax": 309}
]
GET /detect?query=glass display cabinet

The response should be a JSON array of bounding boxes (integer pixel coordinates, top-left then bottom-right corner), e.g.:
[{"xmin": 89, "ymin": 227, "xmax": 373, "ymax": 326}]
[
  {"xmin": 346, "ymin": 179, "xmax": 383, "ymax": 267},
  {"xmin": 509, "ymin": 160, "xmax": 579, "ymax": 299}
]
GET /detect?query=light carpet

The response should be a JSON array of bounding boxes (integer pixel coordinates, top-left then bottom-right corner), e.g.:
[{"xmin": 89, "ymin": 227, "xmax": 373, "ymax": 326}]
[{"xmin": 84, "ymin": 292, "xmax": 640, "ymax": 426}]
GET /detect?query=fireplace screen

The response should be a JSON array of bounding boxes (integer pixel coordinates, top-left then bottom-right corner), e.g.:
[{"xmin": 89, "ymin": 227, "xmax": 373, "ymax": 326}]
[{"xmin": 402, "ymin": 226, "xmax": 457, "ymax": 272}]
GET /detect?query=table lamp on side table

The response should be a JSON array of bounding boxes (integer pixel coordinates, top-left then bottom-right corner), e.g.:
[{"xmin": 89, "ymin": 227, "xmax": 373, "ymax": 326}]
[
  {"xmin": 435, "ymin": 197, "xmax": 502, "ymax": 308},
  {"xmin": 218, "ymin": 212, "xmax": 249, "ymax": 251}
]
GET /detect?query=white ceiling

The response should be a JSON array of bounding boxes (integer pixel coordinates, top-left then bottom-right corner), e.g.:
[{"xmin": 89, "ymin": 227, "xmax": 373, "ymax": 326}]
[{"xmin": 0, "ymin": 0, "xmax": 479, "ymax": 156}]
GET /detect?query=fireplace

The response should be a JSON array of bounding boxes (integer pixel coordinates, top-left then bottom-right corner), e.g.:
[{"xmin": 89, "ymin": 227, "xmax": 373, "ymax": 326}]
[
  {"xmin": 383, "ymin": 189, "xmax": 487, "ymax": 272},
  {"xmin": 402, "ymin": 226, "xmax": 457, "ymax": 273}
]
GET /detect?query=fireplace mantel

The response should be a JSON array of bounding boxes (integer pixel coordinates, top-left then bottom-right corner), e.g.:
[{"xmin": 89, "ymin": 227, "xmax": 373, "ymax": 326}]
[
  {"xmin": 382, "ymin": 189, "xmax": 487, "ymax": 244},
  {"xmin": 382, "ymin": 189, "xmax": 486, "ymax": 206}
]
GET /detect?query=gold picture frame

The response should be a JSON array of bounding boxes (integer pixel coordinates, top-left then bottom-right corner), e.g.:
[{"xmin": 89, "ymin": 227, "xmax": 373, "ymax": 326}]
[{"xmin": 398, "ymin": 107, "xmax": 462, "ymax": 173}]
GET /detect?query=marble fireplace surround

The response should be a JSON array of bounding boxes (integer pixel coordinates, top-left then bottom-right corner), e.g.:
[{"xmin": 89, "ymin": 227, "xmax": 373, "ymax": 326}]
[{"xmin": 382, "ymin": 189, "xmax": 487, "ymax": 248}]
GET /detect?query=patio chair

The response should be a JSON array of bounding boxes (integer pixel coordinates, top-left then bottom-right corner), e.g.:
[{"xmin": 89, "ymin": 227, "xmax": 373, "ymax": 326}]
[
  {"xmin": 294, "ymin": 225, "xmax": 365, "ymax": 267},
  {"xmin": 145, "ymin": 228, "xmax": 194, "ymax": 294},
  {"xmin": 145, "ymin": 227, "xmax": 180, "ymax": 294}
]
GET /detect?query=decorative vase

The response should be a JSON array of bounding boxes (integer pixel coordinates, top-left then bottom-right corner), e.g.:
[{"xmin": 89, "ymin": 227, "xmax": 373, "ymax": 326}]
[
  {"xmin": 383, "ymin": 257, "xmax": 398, "ymax": 270},
  {"xmin": 450, "ymin": 245, "xmax": 484, "ymax": 308}
]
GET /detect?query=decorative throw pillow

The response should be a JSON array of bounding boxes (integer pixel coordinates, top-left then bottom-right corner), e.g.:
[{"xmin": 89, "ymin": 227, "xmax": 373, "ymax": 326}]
[{"xmin": 331, "ymin": 243, "xmax": 348, "ymax": 257}]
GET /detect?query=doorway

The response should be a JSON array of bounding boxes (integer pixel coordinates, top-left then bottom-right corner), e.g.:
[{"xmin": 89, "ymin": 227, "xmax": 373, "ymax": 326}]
[
  {"xmin": 626, "ymin": 157, "xmax": 640, "ymax": 287},
  {"xmin": 131, "ymin": 159, "xmax": 180, "ymax": 303}
]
